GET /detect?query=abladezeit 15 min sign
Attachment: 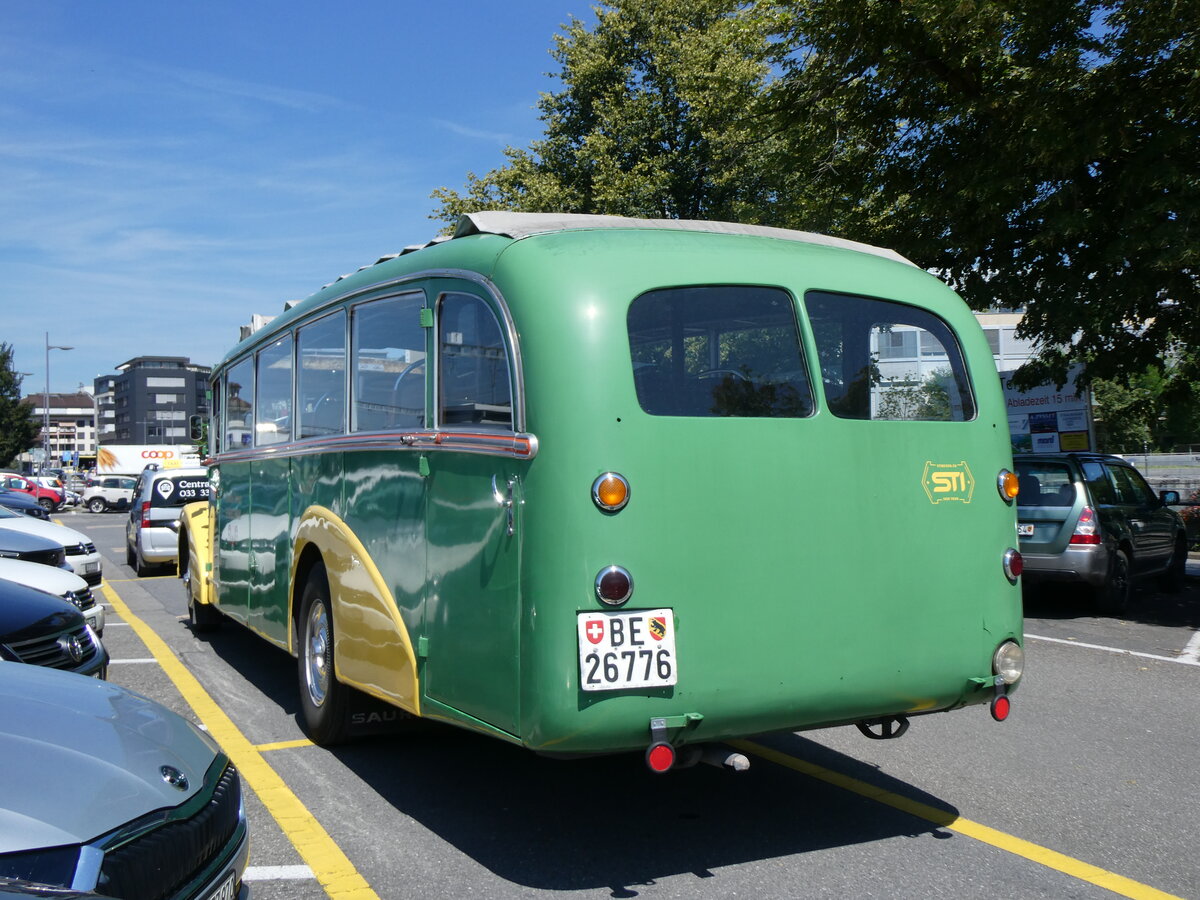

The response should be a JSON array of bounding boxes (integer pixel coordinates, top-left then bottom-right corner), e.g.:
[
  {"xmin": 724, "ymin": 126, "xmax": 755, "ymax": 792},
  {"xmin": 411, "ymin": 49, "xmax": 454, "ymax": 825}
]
[{"xmin": 1000, "ymin": 366, "xmax": 1094, "ymax": 454}]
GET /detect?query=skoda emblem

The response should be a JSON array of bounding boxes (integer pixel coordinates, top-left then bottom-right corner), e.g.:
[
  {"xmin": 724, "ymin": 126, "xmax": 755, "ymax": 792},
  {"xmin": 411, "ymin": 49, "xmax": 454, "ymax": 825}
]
[
  {"xmin": 57, "ymin": 634, "xmax": 83, "ymax": 663},
  {"xmin": 160, "ymin": 765, "xmax": 189, "ymax": 791}
]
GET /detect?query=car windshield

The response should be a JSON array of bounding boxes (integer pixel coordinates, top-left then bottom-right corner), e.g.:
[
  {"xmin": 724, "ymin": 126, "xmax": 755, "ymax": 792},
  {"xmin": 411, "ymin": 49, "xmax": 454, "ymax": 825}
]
[
  {"xmin": 1015, "ymin": 461, "xmax": 1076, "ymax": 507},
  {"xmin": 0, "ymin": 506, "xmax": 21, "ymax": 519}
]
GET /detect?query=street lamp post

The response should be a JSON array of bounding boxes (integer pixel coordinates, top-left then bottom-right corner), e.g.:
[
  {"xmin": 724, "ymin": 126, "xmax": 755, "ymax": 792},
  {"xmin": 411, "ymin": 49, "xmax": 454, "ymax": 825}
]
[{"xmin": 44, "ymin": 333, "xmax": 73, "ymax": 471}]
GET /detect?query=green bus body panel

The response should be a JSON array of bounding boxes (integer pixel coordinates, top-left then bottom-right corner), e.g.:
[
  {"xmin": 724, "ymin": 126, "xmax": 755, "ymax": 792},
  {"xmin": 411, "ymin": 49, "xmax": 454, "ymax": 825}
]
[{"xmin": 206, "ymin": 224, "xmax": 1021, "ymax": 755}]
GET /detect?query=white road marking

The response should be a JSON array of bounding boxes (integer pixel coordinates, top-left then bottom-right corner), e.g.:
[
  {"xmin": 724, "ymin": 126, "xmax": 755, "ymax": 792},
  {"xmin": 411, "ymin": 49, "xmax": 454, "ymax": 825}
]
[
  {"xmin": 1026, "ymin": 632, "xmax": 1200, "ymax": 667},
  {"xmin": 107, "ymin": 658, "xmax": 160, "ymax": 665},
  {"xmin": 243, "ymin": 865, "xmax": 316, "ymax": 881},
  {"xmin": 1180, "ymin": 630, "xmax": 1200, "ymax": 664}
]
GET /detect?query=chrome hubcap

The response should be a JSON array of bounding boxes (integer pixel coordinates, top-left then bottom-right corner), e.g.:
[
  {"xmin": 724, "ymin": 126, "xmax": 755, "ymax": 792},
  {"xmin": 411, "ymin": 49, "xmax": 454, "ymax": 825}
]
[{"xmin": 305, "ymin": 601, "xmax": 330, "ymax": 708}]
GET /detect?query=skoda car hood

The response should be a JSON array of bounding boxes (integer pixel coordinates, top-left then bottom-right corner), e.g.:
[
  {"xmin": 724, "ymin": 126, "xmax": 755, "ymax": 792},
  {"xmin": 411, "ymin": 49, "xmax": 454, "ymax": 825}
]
[
  {"xmin": 0, "ymin": 516, "xmax": 91, "ymax": 549},
  {"xmin": 0, "ymin": 665, "xmax": 220, "ymax": 852}
]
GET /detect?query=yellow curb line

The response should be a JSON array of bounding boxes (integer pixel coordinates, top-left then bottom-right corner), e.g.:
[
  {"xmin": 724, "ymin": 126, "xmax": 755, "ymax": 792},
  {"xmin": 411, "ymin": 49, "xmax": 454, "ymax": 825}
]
[
  {"xmin": 101, "ymin": 583, "xmax": 379, "ymax": 900},
  {"xmin": 733, "ymin": 740, "xmax": 1183, "ymax": 900}
]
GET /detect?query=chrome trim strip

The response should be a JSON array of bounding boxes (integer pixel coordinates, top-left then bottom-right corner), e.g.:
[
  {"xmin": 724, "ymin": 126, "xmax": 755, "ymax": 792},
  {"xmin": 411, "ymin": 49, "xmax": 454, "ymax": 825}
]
[{"xmin": 212, "ymin": 429, "xmax": 539, "ymax": 464}]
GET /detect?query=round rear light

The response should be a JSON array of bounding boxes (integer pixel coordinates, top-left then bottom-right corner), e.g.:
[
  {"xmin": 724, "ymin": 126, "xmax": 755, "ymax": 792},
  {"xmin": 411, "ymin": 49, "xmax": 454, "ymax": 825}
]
[
  {"xmin": 998, "ymin": 469, "xmax": 1019, "ymax": 502},
  {"xmin": 592, "ymin": 473, "xmax": 630, "ymax": 512},
  {"xmin": 646, "ymin": 742, "xmax": 675, "ymax": 773},
  {"xmin": 991, "ymin": 695, "xmax": 1011, "ymax": 721},
  {"xmin": 595, "ymin": 566, "xmax": 634, "ymax": 606},
  {"xmin": 1003, "ymin": 548, "xmax": 1023, "ymax": 583}
]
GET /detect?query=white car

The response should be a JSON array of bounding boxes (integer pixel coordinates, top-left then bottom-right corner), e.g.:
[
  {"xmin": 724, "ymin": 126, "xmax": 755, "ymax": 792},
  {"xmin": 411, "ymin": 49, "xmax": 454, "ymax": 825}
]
[
  {"xmin": 0, "ymin": 505, "xmax": 103, "ymax": 585},
  {"xmin": 0, "ymin": 557, "xmax": 105, "ymax": 635}
]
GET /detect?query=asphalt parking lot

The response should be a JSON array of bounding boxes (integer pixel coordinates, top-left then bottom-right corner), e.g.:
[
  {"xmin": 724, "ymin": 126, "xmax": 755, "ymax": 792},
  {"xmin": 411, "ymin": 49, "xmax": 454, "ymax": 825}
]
[{"xmin": 56, "ymin": 508, "xmax": 1200, "ymax": 899}]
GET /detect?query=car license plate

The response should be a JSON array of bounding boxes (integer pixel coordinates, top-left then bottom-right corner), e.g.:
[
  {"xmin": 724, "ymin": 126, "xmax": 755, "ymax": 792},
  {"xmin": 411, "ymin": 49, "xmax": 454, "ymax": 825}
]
[
  {"xmin": 578, "ymin": 608, "xmax": 677, "ymax": 692},
  {"xmin": 81, "ymin": 561, "xmax": 99, "ymax": 574},
  {"xmin": 1017, "ymin": 523, "xmax": 1035, "ymax": 537},
  {"xmin": 201, "ymin": 871, "xmax": 236, "ymax": 900}
]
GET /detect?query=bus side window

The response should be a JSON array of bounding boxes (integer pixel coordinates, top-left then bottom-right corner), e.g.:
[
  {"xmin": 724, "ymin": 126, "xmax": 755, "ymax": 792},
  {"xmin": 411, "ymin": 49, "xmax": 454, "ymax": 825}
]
[
  {"xmin": 351, "ymin": 292, "xmax": 426, "ymax": 432},
  {"xmin": 225, "ymin": 357, "xmax": 254, "ymax": 448},
  {"xmin": 255, "ymin": 335, "xmax": 293, "ymax": 446},
  {"xmin": 297, "ymin": 310, "xmax": 347, "ymax": 438},
  {"xmin": 437, "ymin": 293, "xmax": 513, "ymax": 429}
]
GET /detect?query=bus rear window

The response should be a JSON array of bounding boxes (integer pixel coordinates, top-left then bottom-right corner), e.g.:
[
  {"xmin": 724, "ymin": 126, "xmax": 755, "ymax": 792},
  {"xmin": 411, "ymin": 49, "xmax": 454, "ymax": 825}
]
[
  {"xmin": 627, "ymin": 286, "xmax": 814, "ymax": 418},
  {"xmin": 803, "ymin": 292, "xmax": 976, "ymax": 421}
]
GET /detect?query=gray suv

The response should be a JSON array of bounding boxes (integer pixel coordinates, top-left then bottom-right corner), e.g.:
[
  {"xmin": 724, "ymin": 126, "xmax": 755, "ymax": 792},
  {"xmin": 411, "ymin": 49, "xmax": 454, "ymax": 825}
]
[
  {"xmin": 1014, "ymin": 452, "xmax": 1188, "ymax": 612},
  {"xmin": 126, "ymin": 466, "xmax": 210, "ymax": 576}
]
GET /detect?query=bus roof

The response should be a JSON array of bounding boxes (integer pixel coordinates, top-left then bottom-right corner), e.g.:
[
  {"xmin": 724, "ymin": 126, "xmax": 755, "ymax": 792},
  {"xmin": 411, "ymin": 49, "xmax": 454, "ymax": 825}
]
[
  {"xmin": 328, "ymin": 212, "xmax": 916, "ymax": 288},
  {"xmin": 452, "ymin": 212, "xmax": 916, "ymax": 267}
]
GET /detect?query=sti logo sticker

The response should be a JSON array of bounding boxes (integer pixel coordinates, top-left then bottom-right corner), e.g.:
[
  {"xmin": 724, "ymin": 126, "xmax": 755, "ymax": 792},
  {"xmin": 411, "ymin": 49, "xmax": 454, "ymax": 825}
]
[{"xmin": 922, "ymin": 461, "xmax": 975, "ymax": 504}]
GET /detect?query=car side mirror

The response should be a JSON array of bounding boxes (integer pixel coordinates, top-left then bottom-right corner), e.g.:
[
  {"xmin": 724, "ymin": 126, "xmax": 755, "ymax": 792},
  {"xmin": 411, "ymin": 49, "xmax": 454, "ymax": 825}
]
[{"xmin": 1159, "ymin": 490, "xmax": 1180, "ymax": 505}]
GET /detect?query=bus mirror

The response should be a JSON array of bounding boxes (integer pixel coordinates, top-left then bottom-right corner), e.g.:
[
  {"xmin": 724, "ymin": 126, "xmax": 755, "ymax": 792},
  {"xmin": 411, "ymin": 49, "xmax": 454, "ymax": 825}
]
[{"xmin": 189, "ymin": 414, "xmax": 205, "ymax": 441}]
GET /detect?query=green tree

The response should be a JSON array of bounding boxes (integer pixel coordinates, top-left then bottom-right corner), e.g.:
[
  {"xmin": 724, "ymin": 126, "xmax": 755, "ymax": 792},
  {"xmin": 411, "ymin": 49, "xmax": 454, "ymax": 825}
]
[
  {"xmin": 764, "ymin": 0, "xmax": 1199, "ymax": 390},
  {"xmin": 0, "ymin": 343, "xmax": 39, "ymax": 468},
  {"xmin": 431, "ymin": 0, "xmax": 794, "ymax": 227}
]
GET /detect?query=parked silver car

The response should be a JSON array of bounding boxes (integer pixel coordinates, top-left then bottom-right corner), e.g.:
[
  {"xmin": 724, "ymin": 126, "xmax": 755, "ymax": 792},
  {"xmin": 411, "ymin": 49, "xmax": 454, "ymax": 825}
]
[
  {"xmin": 126, "ymin": 467, "xmax": 210, "ymax": 576},
  {"xmin": 0, "ymin": 664, "xmax": 249, "ymax": 898},
  {"xmin": 1015, "ymin": 452, "xmax": 1188, "ymax": 611}
]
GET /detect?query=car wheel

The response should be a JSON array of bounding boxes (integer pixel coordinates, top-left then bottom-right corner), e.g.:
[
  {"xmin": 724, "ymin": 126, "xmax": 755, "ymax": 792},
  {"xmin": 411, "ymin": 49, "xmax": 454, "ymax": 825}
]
[
  {"xmin": 298, "ymin": 563, "xmax": 352, "ymax": 745},
  {"xmin": 1158, "ymin": 536, "xmax": 1188, "ymax": 593},
  {"xmin": 1097, "ymin": 548, "xmax": 1132, "ymax": 614},
  {"xmin": 87, "ymin": 497, "xmax": 108, "ymax": 514},
  {"xmin": 125, "ymin": 541, "xmax": 136, "ymax": 567},
  {"xmin": 38, "ymin": 498, "xmax": 55, "ymax": 512},
  {"xmin": 134, "ymin": 544, "xmax": 154, "ymax": 578}
]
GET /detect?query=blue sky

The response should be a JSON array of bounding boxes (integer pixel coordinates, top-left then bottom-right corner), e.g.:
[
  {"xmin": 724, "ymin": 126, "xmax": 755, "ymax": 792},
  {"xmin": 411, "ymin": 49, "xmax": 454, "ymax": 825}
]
[{"xmin": 1, "ymin": 0, "xmax": 592, "ymax": 395}]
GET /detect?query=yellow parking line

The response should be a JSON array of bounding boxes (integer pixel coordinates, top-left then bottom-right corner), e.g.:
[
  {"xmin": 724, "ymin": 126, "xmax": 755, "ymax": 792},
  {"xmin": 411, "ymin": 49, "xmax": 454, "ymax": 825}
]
[
  {"xmin": 733, "ymin": 740, "xmax": 1183, "ymax": 900},
  {"xmin": 257, "ymin": 739, "xmax": 317, "ymax": 753},
  {"xmin": 100, "ymin": 583, "xmax": 379, "ymax": 900}
]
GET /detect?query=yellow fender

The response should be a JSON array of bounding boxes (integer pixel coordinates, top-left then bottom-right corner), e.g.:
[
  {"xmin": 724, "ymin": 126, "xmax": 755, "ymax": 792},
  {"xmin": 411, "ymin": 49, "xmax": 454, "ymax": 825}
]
[
  {"xmin": 291, "ymin": 506, "xmax": 421, "ymax": 716},
  {"xmin": 179, "ymin": 501, "xmax": 215, "ymax": 607}
]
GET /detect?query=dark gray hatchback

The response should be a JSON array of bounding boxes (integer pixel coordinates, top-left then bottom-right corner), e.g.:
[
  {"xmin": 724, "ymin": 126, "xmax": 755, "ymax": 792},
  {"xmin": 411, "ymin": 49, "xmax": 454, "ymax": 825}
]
[{"xmin": 1014, "ymin": 452, "xmax": 1188, "ymax": 612}]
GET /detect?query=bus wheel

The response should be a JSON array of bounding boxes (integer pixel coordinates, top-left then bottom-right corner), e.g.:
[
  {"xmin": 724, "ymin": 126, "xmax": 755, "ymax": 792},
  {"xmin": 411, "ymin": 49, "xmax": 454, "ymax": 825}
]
[
  {"xmin": 184, "ymin": 555, "xmax": 221, "ymax": 633},
  {"xmin": 298, "ymin": 564, "xmax": 351, "ymax": 745}
]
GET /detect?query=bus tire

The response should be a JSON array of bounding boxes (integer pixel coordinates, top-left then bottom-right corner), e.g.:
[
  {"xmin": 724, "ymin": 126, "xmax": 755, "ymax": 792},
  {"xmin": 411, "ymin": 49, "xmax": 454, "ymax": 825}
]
[
  {"xmin": 298, "ymin": 564, "xmax": 351, "ymax": 745},
  {"xmin": 185, "ymin": 555, "xmax": 221, "ymax": 632}
]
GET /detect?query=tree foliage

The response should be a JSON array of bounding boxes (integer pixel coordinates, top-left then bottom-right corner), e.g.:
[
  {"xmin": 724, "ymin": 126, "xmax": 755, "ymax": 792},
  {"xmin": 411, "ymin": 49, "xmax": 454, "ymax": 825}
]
[
  {"xmin": 764, "ymin": 0, "xmax": 1198, "ymax": 389},
  {"xmin": 431, "ymin": 0, "xmax": 1197, "ymax": 394},
  {"xmin": 431, "ymin": 0, "xmax": 792, "ymax": 224},
  {"xmin": 0, "ymin": 343, "xmax": 39, "ymax": 468}
]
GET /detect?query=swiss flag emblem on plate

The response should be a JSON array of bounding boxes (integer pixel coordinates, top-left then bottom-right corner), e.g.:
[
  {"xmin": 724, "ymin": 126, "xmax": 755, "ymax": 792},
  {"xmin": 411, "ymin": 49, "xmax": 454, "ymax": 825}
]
[{"xmin": 583, "ymin": 618, "xmax": 605, "ymax": 644}]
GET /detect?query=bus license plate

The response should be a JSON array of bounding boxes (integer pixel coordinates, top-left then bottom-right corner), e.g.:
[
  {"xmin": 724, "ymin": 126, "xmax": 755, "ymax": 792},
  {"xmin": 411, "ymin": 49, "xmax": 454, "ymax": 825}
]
[
  {"xmin": 578, "ymin": 609, "xmax": 677, "ymax": 692},
  {"xmin": 1017, "ymin": 523, "xmax": 1035, "ymax": 537}
]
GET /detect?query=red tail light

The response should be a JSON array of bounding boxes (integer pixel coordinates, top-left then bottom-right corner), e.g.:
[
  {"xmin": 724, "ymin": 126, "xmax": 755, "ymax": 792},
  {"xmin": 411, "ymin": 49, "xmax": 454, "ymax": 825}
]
[
  {"xmin": 1069, "ymin": 506, "xmax": 1101, "ymax": 545},
  {"xmin": 140, "ymin": 501, "xmax": 151, "ymax": 528}
]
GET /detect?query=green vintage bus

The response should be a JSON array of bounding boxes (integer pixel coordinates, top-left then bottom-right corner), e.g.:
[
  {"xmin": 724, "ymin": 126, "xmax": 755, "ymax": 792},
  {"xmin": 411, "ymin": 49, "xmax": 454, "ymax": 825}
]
[{"xmin": 180, "ymin": 212, "xmax": 1024, "ymax": 772}]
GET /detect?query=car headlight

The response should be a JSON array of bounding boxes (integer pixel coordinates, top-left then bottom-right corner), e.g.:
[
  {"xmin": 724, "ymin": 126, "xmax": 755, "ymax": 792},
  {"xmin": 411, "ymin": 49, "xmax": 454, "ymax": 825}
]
[{"xmin": 0, "ymin": 844, "xmax": 82, "ymax": 887}]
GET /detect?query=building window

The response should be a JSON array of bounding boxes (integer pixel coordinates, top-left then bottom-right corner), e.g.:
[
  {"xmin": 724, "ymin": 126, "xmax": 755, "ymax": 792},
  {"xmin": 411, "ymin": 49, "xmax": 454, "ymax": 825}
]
[{"xmin": 146, "ymin": 377, "xmax": 187, "ymax": 388}]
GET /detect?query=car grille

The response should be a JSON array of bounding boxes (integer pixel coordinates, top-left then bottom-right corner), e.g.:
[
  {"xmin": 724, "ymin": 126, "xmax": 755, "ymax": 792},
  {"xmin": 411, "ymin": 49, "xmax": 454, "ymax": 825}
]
[
  {"xmin": 65, "ymin": 587, "xmax": 96, "ymax": 612},
  {"xmin": 6, "ymin": 622, "xmax": 100, "ymax": 671},
  {"xmin": 96, "ymin": 764, "xmax": 242, "ymax": 900},
  {"xmin": 16, "ymin": 547, "xmax": 66, "ymax": 567},
  {"xmin": 64, "ymin": 541, "xmax": 97, "ymax": 557}
]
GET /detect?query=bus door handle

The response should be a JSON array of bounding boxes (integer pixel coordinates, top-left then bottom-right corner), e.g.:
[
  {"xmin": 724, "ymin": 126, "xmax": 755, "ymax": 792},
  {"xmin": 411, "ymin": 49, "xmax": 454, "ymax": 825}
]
[{"xmin": 492, "ymin": 475, "xmax": 516, "ymax": 537}]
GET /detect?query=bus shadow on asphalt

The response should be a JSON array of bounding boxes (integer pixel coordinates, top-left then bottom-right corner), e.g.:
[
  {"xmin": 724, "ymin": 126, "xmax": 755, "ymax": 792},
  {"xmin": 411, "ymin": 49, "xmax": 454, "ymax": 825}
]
[
  {"xmin": 325, "ymin": 729, "xmax": 956, "ymax": 893},
  {"xmin": 190, "ymin": 617, "xmax": 964, "ymax": 892},
  {"xmin": 1022, "ymin": 574, "xmax": 1200, "ymax": 628}
]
